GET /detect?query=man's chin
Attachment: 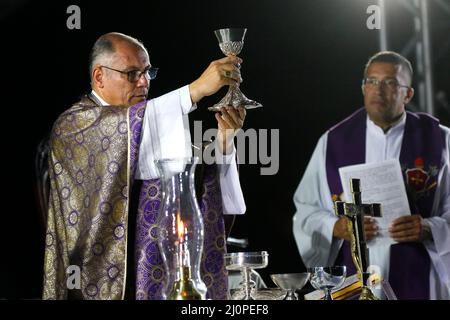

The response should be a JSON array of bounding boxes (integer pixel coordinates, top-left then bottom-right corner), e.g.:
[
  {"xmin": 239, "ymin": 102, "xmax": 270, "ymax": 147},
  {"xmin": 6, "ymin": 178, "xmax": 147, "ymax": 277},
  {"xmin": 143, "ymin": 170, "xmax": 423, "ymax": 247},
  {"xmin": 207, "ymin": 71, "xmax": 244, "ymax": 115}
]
[
  {"xmin": 129, "ymin": 96, "xmax": 147, "ymax": 105},
  {"xmin": 369, "ymin": 101, "xmax": 387, "ymax": 109},
  {"xmin": 366, "ymin": 103, "xmax": 389, "ymax": 117},
  {"xmin": 366, "ymin": 105, "xmax": 386, "ymax": 121}
]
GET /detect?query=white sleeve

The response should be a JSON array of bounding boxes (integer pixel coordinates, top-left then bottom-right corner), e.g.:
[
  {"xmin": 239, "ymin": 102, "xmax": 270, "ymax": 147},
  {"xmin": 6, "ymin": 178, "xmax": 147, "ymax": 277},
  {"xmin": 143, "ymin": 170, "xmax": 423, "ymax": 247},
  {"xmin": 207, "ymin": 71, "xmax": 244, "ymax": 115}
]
[
  {"xmin": 215, "ymin": 141, "xmax": 246, "ymax": 215},
  {"xmin": 135, "ymin": 85, "xmax": 195, "ymax": 180},
  {"xmin": 424, "ymin": 125, "xmax": 450, "ymax": 297},
  {"xmin": 292, "ymin": 133, "xmax": 342, "ymax": 268}
]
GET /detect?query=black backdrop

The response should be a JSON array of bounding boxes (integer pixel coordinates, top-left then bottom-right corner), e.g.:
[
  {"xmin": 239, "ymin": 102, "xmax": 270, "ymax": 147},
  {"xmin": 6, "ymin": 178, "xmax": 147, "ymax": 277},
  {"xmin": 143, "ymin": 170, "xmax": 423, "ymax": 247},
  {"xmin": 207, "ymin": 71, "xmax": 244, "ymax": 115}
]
[{"xmin": 2, "ymin": 0, "xmax": 449, "ymax": 299}]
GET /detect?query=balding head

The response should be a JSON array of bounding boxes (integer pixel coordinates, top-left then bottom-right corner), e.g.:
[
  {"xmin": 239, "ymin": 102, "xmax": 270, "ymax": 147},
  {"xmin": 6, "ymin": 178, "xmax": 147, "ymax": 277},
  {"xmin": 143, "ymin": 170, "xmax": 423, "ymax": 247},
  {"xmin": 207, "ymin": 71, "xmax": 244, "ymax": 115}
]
[
  {"xmin": 89, "ymin": 32, "xmax": 148, "ymax": 81},
  {"xmin": 89, "ymin": 32, "xmax": 151, "ymax": 107}
]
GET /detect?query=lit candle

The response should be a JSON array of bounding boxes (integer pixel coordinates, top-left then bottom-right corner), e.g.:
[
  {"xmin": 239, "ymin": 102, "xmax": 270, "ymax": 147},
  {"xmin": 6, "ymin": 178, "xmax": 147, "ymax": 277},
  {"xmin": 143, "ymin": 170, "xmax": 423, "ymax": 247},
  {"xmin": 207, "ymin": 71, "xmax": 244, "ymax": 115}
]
[
  {"xmin": 176, "ymin": 214, "xmax": 184, "ymax": 267},
  {"xmin": 176, "ymin": 214, "xmax": 192, "ymax": 268},
  {"xmin": 183, "ymin": 226, "xmax": 191, "ymax": 267}
]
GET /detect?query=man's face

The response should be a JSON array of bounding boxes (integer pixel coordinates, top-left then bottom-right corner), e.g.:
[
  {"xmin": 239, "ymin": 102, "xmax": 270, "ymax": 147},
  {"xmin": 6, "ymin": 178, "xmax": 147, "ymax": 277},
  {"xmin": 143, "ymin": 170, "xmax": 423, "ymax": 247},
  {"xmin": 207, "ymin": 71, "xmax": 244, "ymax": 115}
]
[
  {"xmin": 99, "ymin": 42, "xmax": 151, "ymax": 107},
  {"xmin": 363, "ymin": 62, "xmax": 414, "ymax": 127}
]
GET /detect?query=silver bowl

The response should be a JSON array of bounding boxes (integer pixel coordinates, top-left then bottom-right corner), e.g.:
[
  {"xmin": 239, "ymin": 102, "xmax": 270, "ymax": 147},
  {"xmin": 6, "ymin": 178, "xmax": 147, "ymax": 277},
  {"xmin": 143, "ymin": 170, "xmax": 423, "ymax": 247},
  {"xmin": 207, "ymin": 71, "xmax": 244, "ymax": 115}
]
[
  {"xmin": 270, "ymin": 273, "xmax": 311, "ymax": 300},
  {"xmin": 224, "ymin": 251, "xmax": 269, "ymax": 270}
]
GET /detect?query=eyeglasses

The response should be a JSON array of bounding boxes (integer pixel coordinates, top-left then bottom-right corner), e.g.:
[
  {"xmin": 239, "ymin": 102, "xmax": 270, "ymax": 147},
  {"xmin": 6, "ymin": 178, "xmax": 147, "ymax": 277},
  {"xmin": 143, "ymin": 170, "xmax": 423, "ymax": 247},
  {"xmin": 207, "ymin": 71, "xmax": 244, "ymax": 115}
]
[
  {"xmin": 101, "ymin": 65, "xmax": 158, "ymax": 82},
  {"xmin": 362, "ymin": 78, "xmax": 410, "ymax": 90}
]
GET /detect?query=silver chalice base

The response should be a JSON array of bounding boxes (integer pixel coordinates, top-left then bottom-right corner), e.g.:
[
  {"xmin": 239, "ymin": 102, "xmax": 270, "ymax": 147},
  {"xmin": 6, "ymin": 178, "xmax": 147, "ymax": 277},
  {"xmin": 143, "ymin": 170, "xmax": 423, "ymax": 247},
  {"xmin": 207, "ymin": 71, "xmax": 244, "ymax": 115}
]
[
  {"xmin": 210, "ymin": 29, "xmax": 263, "ymax": 112},
  {"xmin": 224, "ymin": 251, "xmax": 269, "ymax": 300},
  {"xmin": 208, "ymin": 86, "xmax": 263, "ymax": 111},
  {"xmin": 231, "ymin": 288, "xmax": 287, "ymax": 300}
]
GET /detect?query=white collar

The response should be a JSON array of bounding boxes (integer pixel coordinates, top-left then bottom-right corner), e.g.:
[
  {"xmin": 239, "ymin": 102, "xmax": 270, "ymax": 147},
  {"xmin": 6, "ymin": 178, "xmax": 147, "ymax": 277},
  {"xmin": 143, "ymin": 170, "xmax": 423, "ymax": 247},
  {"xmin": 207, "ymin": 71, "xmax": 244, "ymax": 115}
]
[
  {"xmin": 91, "ymin": 90, "xmax": 109, "ymax": 106},
  {"xmin": 366, "ymin": 112, "xmax": 406, "ymax": 136}
]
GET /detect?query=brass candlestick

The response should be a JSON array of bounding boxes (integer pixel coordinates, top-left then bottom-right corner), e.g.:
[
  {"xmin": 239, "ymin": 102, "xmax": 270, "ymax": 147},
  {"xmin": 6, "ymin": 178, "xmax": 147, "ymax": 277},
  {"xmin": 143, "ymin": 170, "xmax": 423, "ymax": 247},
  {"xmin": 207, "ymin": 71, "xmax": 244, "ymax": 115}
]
[{"xmin": 168, "ymin": 265, "xmax": 202, "ymax": 300}]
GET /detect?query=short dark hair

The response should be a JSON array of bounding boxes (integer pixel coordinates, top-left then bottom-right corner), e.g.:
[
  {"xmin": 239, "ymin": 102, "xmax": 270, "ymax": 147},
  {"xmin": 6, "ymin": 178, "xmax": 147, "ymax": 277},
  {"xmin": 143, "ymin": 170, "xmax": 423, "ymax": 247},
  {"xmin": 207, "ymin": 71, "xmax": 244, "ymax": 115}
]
[{"xmin": 364, "ymin": 51, "xmax": 414, "ymax": 85}]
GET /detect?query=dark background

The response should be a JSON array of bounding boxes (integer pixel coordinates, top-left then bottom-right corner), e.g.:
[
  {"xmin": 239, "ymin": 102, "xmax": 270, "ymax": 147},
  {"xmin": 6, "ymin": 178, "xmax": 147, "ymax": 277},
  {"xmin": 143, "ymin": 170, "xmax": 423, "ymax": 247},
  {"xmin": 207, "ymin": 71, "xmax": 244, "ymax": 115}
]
[{"xmin": 1, "ymin": 0, "xmax": 449, "ymax": 299}]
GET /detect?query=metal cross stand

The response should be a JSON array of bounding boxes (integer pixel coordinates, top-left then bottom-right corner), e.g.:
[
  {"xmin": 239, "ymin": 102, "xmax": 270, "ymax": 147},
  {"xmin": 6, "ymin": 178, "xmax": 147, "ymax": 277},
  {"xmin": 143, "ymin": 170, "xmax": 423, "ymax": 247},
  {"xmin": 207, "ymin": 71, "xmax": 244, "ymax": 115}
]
[{"xmin": 334, "ymin": 178, "xmax": 382, "ymax": 300}]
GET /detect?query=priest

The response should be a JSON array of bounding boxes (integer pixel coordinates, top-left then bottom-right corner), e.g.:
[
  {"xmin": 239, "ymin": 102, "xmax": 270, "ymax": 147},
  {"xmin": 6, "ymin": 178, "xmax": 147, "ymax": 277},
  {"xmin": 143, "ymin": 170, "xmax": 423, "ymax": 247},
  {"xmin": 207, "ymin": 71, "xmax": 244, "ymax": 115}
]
[
  {"xmin": 293, "ymin": 51, "xmax": 450, "ymax": 299},
  {"xmin": 43, "ymin": 32, "xmax": 247, "ymax": 300}
]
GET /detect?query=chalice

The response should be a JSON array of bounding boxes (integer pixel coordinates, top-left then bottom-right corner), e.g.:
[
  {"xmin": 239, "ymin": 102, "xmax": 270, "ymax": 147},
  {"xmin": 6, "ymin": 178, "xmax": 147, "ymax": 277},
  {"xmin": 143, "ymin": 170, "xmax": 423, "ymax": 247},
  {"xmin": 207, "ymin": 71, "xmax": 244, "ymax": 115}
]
[
  {"xmin": 308, "ymin": 266, "xmax": 347, "ymax": 301},
  {"xmin": 224, "ymin": 251, "xmax": 268, "ymax": 300},
  {"xmin": 208, "ymin": 28, "xmax": 262, "ymax": 111}
]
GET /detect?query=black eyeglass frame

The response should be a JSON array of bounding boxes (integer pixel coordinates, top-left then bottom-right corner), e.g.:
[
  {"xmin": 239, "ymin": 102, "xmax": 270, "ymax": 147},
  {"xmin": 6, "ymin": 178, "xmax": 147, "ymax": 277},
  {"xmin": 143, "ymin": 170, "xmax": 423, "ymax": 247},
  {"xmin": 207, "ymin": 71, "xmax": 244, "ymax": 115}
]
[
  {"xmin": 101, "ymin": 65, "xmax": 158, "ymax": 82},
  {"xmin": 362, "ymin": 78, "xmax": 410, "ymax": 89}
]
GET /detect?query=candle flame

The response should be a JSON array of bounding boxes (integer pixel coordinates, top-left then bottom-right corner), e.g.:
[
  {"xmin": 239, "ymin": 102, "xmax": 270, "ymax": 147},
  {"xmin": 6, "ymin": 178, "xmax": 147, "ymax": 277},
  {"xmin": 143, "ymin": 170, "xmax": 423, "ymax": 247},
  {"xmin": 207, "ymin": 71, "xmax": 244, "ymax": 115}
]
[{"xmin": 177, "ymin": 213, "xmax": 184, "ymax": 241}]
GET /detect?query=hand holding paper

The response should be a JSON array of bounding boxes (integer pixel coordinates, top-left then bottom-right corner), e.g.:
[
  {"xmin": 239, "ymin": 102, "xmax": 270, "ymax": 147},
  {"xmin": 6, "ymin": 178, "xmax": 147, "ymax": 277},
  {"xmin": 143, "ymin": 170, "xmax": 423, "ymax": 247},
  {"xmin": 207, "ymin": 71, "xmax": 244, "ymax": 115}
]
[{"xmin": 339, "ymin": 159, "xmax": 411, "ymax": 245}]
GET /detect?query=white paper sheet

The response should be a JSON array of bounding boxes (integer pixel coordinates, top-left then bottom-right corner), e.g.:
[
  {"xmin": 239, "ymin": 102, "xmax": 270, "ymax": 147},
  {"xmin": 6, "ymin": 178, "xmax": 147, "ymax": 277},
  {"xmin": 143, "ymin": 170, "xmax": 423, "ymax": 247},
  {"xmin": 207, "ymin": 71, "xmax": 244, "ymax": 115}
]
[{"xmin": 339, "ymin": 159, "xmax": 411, "ymax": 245}]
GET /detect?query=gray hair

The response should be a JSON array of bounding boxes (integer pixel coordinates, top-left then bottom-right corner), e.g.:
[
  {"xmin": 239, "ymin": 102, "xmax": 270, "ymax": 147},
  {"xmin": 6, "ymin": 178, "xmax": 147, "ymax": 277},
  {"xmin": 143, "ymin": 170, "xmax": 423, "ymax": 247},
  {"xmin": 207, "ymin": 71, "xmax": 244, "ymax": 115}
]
[
  {"xmin": 363, "ymin": 51, "xmax": 414, "ymax": 85},
  {"xmin": 88, "ymin": 32, "xmax": 147, "ymax": 80}
]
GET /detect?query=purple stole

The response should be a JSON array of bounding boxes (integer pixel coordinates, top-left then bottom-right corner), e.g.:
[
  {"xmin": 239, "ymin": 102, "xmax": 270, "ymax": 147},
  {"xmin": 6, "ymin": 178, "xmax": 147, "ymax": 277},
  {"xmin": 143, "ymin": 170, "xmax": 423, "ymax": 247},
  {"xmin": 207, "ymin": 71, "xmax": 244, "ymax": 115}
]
[
  {"xmin": 326, "ymin": 108, "xmax": 445, "ymax": 300},
  {"xmin": 128, "ymin": 104, "xmax": 228, "ymax": 300}
]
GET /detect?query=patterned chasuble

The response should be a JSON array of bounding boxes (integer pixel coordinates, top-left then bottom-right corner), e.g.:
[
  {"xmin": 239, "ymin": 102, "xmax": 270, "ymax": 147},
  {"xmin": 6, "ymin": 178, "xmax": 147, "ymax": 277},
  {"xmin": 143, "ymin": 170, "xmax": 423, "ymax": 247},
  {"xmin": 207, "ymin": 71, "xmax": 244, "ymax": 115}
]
[
  {"xmin": 43, "ymin": 95, "xmax": 228, "ymax": 300},
  {"xmin": 326, "ymin": 108, "xmax": 446, "ymax": 300}
]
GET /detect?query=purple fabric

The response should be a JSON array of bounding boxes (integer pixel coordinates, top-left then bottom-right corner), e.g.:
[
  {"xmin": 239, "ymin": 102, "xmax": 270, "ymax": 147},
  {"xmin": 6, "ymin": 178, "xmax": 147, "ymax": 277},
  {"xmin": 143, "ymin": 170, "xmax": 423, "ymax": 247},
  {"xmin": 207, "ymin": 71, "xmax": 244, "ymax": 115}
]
[
  {"xmin": 128, "ymin": 104, "xmax": 228, "ymax": 300},
  {"xmin": 326, "ymin": 108, "xmax": 445, "ymax": 300},
  {"xmin": 326, "ymin": 109, "xmax": 366, "ymax": 277},
  {"xmin": 326, "ymin": 108, "xmax": 367, "ymax": 197},
  {"xmin": 128, "ymin": 101, "xmax": 147, "ymax": 179},
  {"xmin": 388, "ymin": 112, "xmax": 444, "ymax": 299},
  {"xmin": 44, "ymin": 95, "xmax": 136, "ymax": 300},
  {"xmin": 198, "ymin": 164, "xmax": 228, "ymax": 300},
  {"xmin": 133, "ymin": 169, "xmax": 228, "ymax": 300},
  {"xmin": 399, "ymin": 112, "xmax": 445, "ymax": 218}
]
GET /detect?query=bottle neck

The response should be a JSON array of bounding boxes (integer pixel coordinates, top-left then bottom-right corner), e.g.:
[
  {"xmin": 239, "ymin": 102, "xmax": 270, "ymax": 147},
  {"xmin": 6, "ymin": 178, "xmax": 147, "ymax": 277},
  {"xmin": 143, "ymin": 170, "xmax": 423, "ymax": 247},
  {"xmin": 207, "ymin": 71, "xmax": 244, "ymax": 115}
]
[{"xmin": 179, "ymin": 265, "xmax": 192, "ymax": 281}]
